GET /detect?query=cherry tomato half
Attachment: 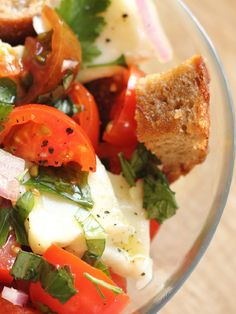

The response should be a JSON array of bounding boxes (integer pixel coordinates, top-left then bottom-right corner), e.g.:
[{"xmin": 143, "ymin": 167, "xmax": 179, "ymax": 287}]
[
  {"xmin": 103, "ymin": 66, "xmax": 145, "ymax": 147},
  {"xmin": 69, "ymin": 83, "xmax": 100, "ymax": 150},
  {"xmin": 0, "ymin": 105, "xmax": 96, "ymax": 172}
]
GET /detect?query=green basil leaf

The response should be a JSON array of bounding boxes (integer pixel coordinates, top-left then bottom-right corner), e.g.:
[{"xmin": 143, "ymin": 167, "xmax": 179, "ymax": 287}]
[
  {"xmin": 24, "ymin": 167, "xmax": 93, "ymax": 209},
  {"xmin": 11, "ymin": 250, "xmax": 77, "ymax": 304},
  {"xmin": 0, "ymin": 103, "xmax": 14, "ymax": 123},
  {"xmin": 119, "ymin": 144, "xmax": 178, "ymax": 223},
  {"xmin": 16, "ymin": 191, "xmax": 35, "ymax": 223},
  {"xmin": 143, "ymin": 175, "xmax": 178, "ymax": 224},
  {"xmin": 53, "ymin": 97, "xmax": 78, "ymax": 117},
  {"xmin": 57, "ymin": 0, "xmax": 111, "ymax": 64},
  {"xmin": 10, "ymin": 210, "xmax": 29, "ymax": 246},
  {"xmin": 41, "ymin": 263, "xmax": 77, "ymax": 304},
  {"xmin": 82, "ymin": 251, "xmax": 110, "ymax": 277},
  {"xmin": 84, "ymin": 272, "xmax": 123, "ymax": 296},
  {"xmin": 118, "ymin": 153, "xmax": 136, "ymax": 187},
  {"xmin": 0, "ymin": 78, "xmax": 17, "ymax": 103},
  {"xmin": 75, "ymin": 208, "xmax": 106, "ymax": 258},
  {"xmin": 10, "ymin": 250, "xmax": 43, "ymax": 281},
  {"xmin": 87, "ymin": 54, "xmax": 127, "ymax": 68},
  {"xmin": 0, "ymin": 208, "xmax": 11, "ymax": 247}
]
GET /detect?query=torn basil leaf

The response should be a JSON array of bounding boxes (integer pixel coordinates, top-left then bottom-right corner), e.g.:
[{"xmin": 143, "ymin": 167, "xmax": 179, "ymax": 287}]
[
  {"xmin": 87, "ymin": 54, "xmax": 127, "ymax": 68},
  {"xmin": 0, "ymin": 78, "xmax": 17, "ymax": 123},
  {"xmin": 16, "ymin": 191, "xmax": 35, "ymax": 224},
  {"xmin": 41, "ymin": 263, "xmax": 77, "ymax": 304},
  {"xmin": 11, "ymin": 250, "xmax": 43, "ymax": 282},
  {"xmin": 75, "ymin": 208, "xmax": 106, "ymax": 258},
  {"xmin": 11, "ymin": 250, "xmax": 77, "ymax": 304},
  {"xmin": 0, "ymin": 208, "xmax": 11, "ymax": 247},
  {"xmin": 24, "ymin": 166, "xmax": 93, "ymax": 209},
  {"xmin": 53, "ymin": 96, "xmax": 78, "ymax": 117},
  {"xmin": 119, "ymin": 144, "xmax": 178, "ymax": 224}
]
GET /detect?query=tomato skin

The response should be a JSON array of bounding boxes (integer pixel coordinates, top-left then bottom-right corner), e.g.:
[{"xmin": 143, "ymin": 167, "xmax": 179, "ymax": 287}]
[
  {"xmin": 0, "ymin": 105, "xmax": 96, "ymax": 172},
  {"xmin": 22, "ymin": 6, "xmax": 81, "ymax": 103},
  {"xmin": 0, "ymin": 298, "xmax": 38, "ymax": 314},
  {"xmin": 69, "ymin": 83, "xmax": 100, "ymax": 150},
  {"xmin": 150, "ymin": 220, "xmax": 160, "ymax": 240},
  {"xmin": 103, "ymin": 66, "xmax": 145, "ymax": 147},
  {"xmin": 0, "ymin": 233, "xmax": 20, "ymax": 285},
  {"xmin": 30, "ymin": 245, "xmax": 129, "ymax": 314}
]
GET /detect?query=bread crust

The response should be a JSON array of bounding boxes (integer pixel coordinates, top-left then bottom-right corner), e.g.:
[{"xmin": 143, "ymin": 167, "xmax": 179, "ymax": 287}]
[{"xmin": 135, "ymin": 55, "xmax": 210, "ymax": 182}]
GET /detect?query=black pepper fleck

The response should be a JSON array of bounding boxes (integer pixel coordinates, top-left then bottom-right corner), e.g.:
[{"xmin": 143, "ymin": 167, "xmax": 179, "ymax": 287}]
[
  {"xmin": 41, "ymin": 140, "xmax": 48, "ymax": 147},
  {"xmin": 122, "ymin": 13, "xmax": 129, "ymax": 19},
  {"xmin": 66, "ymin": 127, "xmax": 74, "ymax": 134},
  {"xmin": 104, "ymin": 211, "xmax": 110, "ymax": 214},
  {"xmin": 96, "ymin": 214, "xmax": 101, "ymax": 218},
  {"xmin": 105, "ymin": 38, "xmax": 111, "ymax": 43},
  {"xmin": 117, "ymin": 248, "xmax": 122, "ymax": 252},
  {"xmin": 141, "ymin": 272, "xmax": 146, "ymax": 276},
  {"xmin": 134, "ymin": 212, "xmax": 138, "ymax": 216},
  {"xmin": 55, "ymin": 161, "xmax": 59, "ymax": 165},
  {"xmin": 48, "ymin": 147, "xmax": 54, "ymax": 154}
]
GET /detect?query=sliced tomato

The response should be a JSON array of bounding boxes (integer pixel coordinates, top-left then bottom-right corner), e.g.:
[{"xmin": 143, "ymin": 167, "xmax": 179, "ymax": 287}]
[
  {"xmin": 69, "ymin": 83, "xmax": 100, "ymax": 150},
  {"xmin": 30, "ymin": 245, "xmax": 129, "ymax": 314},
  {"xmin": 110, "ymin": 271, "xmax": 127, "ymax": 294},
  {"xmin": 22, "ymin": 6, "xmax": 81, "ymax": 103},
  {"xmin": 0, "ymin": 298, "xmax": 38, "ymax": 314},
  {"xmin": 103, "ymin": 66, "xmax": 145, "ymax": 147},
  {"xmin": 0, "ymin": 233, "xmax": 20, "ymax": 285},
  {"xmin": 0, "ymin": 105, "xmax": 96, "ymax": 172},
  {"xmin": 150, "ymin": 220, "xmax": 160, "ymax": 240}
]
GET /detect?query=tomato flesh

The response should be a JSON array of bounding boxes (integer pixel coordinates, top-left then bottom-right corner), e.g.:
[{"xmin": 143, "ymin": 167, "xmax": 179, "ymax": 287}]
[
  {"xmin": 69, "ymin": 83, "xmax": 100, "ymax": 150},
  {"xmin": 0, "ymin": 105, "xmax": 96, "ymax": 172},
  {"xmin": 30, "ymin": 245, "xmax": 129, "ymax": 314}
]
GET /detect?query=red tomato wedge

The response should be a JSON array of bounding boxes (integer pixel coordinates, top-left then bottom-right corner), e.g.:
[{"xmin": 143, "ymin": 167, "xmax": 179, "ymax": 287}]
[
  {"xmin": 103, "ymin": 66, "xmax": 145, "ymax": 147},
  {"xmin": 0, "ymin": 233, "xmax": 20, "ymax": 285},
  {"xmin": 0, "ymin": 105, "xmax": 96, "ymax": 172},
  {"xmin": 0, "ymin": 298, "xmax": 38, "ymax": 314},
  {"xmin": 69, "ymin": 83, "xmax": 100, "ymax": 150},
  {"xmin": 150, "ymin": 220, "xmax": 160, "ymax": 240},
  {"xmin": 30, "ymin": 245, "xmax": 129, "ymax": 314},
  {"xmin": 22, "ymin": 5, "xmax": 81, "ymax": 103}
]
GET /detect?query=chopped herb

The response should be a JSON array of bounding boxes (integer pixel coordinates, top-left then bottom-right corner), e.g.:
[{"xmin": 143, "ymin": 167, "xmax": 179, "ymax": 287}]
[
  {"xmin": 87, "ymin": 55, "xmax": 127, "ymax": 69},
  {"xmin": 24, "ymin": 166, "xmax": 93, "ymax": 209},
  {"xmin": 0, "ymin": 208, "xmax": 11, "ymax": 247},
  {"xmin": 11, "ymin": 250, "xmax": 43, "ymax": 281},
  {"xmin": 75, "ymin": 208, "xmax": 106, "ymax": 257},
  {"xmin": 0, "ymin": 78, "xmax": 17, "ymax": 123},
  {"xmin": 36, "ymin": 302, "xmax": 57, "ymax": 314},
  {"xmin": 63, "ymin": 70, "xmax": 74, "ymax": 90},
  {"xmin": 41, "ymin": 263, "xmax": 77, "ymax": 304},
  {"xmin": 16, "ymin": 191, "xmax": 35, "ymax": 224},
  {"xmin": 82, "ymin": 252, "xmax": 110, "ymax": 277},
  {"xmin": 53, "ymin": 96, "xmax": 78, "ymax": 117},
  {"xmin": 119, "ymin": 144, "xmax": 178, "ymax": 223},
  {"xmin": 84, "ymin": 272, "xmax": 123, "ymax": 297},
  {"xmin": 56, "ymin": 0, "xmax": 111, "ymax": 64},
  {"xmin": 11, "ymin": 250, "xmax": 77, "ymax": 304}
]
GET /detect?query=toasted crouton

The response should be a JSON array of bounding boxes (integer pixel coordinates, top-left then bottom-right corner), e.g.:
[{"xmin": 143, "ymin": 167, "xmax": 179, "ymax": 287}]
[
  {"xmin": 135, "ymin": 55, "xmax": 210, "ymax": 182},
  {"xmin": 0, "ymin": 0, "xmax": 59, "ymax": 44}
]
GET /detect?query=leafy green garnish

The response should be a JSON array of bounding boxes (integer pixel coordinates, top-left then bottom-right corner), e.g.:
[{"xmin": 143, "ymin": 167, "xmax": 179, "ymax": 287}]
[
  {"xmin": 11, "ymin": 250, "xmax": 77, "ymax": 304},
  {"xmin": 36, "ymin": 302, "xmax": 57, "ymax": 314},
  {"xmin": 53, "ymin": 96, "xmax": 78, "ymax": 117},
  {"xmin": 75, "ymin": 208, "xmax": 106, "ymax": 258},
  {"xmin": 57, "ymin": 0, "xmax": 111, "ymax": 64},
  {"xmin": 41, "ymin": 263, "xmax": 77, "ymax": 304},
  {"xmin": 16, "ymin": 191, "xmax": 35, "ymax": 223},
  {"xmin": 0, "ymin": 208, "xmax": 11, "ymax": 247},
  {"xmin": 84, "ymin": 272, "xmax": 123, "ymax": 298},
  {"xmin": 119, "ymin": 144, "xmax": 178, "ymax": 224},
  {"xmin": 0, "ymin": 78, "xmax": 17, "ymax": 123},
  {"xmin": 24, "ymin": 166, "xmax": 93, "ymax": 209},
  {"xmin": 87, "ymin": 54, "xmax": 127, "ymax": 68}
]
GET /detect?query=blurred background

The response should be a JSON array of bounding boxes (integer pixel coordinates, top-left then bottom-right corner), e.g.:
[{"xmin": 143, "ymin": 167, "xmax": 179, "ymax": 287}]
[{"xmin": 162, "ymin": 0, "xmax": 236, "ymax": 313}]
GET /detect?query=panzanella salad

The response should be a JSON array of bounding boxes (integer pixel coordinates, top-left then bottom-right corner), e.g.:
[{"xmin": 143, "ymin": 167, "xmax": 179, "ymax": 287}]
[{"xmin": 0, "ymin": 0, "xmax": 210, "ymax": 313}]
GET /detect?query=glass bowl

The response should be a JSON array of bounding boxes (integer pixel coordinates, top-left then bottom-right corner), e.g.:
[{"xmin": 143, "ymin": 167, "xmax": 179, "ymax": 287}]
[{"xmin": 125, "ymin": 0, "xmax": 235, "ymax": 313}]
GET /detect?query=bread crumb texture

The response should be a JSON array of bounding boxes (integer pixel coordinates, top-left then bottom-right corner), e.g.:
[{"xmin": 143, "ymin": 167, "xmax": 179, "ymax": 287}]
[{"xmin": 135, "ymin": 55, "xmax": 210, "ymax": 182}]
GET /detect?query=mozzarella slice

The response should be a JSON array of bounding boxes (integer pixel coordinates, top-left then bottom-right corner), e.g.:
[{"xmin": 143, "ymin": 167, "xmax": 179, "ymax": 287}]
[
  {"xmin": 26, "ymin": 158, "xmax": 152, "ymax": 287},
  {"xmin": 26, "ymin": 193, "xmax": 86, "ymax": 255}
]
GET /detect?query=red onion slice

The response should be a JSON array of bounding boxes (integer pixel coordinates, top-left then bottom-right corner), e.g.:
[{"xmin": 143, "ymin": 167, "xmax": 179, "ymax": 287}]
[
  {"xmin": 2, "ymin": 286, "xmax": 28, "ymax": 306},
  {"xmin": 136, "ymin": 0, "xmax": 172, "ymax": 63}
]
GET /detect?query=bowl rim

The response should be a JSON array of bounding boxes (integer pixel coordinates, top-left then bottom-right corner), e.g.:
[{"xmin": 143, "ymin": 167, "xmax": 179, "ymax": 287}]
[{"xmin": 145, "ymin": 1, "xmax": 235, "ymax": 313}]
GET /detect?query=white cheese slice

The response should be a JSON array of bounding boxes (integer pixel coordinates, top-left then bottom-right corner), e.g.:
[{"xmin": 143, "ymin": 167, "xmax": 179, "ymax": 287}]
[{"xmin": 26, "ymin": 193, "xmax": 86, "ymax": 255}]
